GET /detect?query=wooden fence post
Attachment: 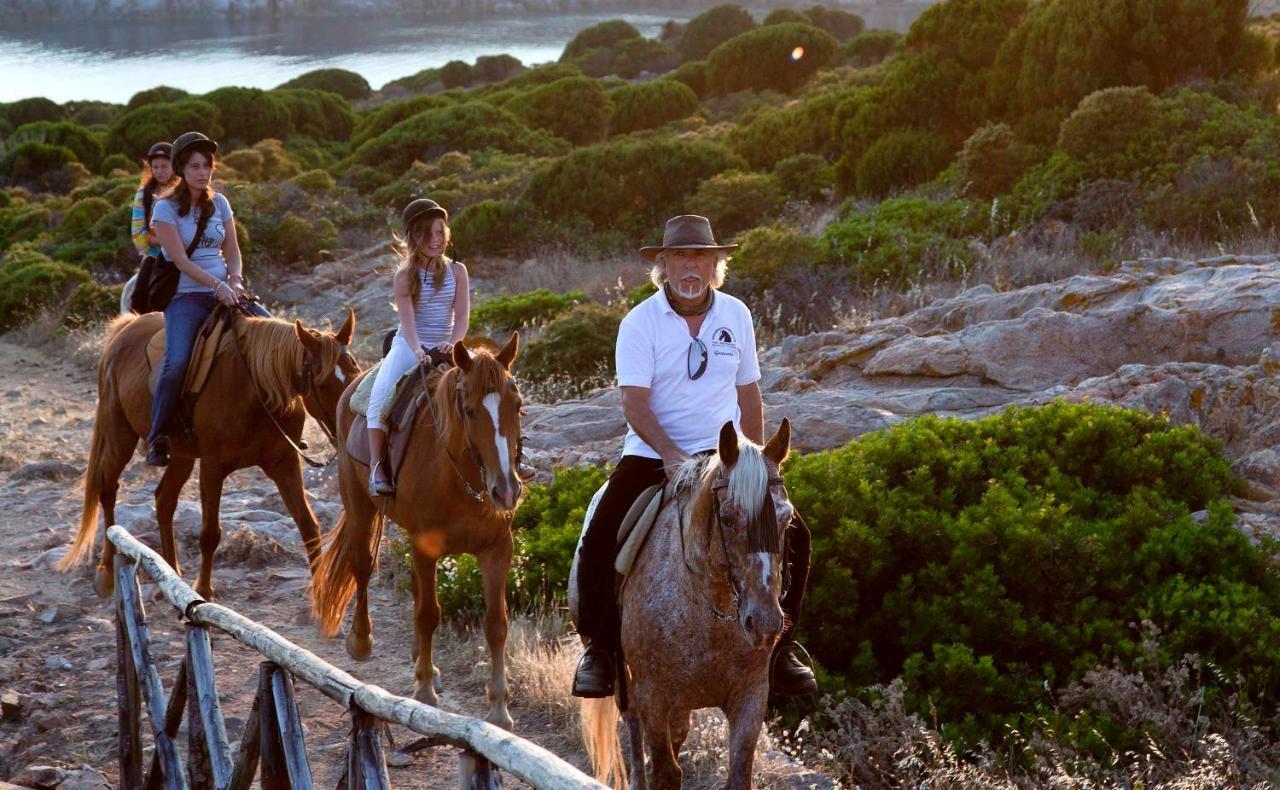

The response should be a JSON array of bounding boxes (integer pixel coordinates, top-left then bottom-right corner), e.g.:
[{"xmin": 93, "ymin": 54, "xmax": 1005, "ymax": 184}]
[
  {"xmin": 258, "ymin": 662, "xmax": 314, "ymax": 789},
  {"xmin": 347, "ymin": 704, "xmax": 390, "ymax": 790},
  {"xmin": 115, "ymin": 554, "xmax": 187, "ymax": 790},
  {"xmin": 116, "ymin": 570, "xmax": 143, "ymax": 790},
  {"xmin": 186, "ymin": 624, "xmax": 233, "ymax": 788}
]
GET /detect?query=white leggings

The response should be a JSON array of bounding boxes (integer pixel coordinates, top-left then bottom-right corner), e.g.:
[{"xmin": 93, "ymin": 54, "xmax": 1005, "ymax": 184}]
[{"xmin": 366, "ymin": 338, "xmax": 418, "ymax": 431}]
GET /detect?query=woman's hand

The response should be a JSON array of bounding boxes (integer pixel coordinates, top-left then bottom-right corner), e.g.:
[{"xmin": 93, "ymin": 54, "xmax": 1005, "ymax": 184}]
[
  {"xmin": 213, "ymin": 280, "xmax": 238, "ymax": 307},
  {"xmin": 415, "ymin": 346, "xmax": 431, "ymax": 366},
  {"xmin": 230, "ymin": 282, "xmax": 250, "ymax": 302},
  {"xmin": 435, "ymin": 341, "xmax": 453, "ymax": 353}
]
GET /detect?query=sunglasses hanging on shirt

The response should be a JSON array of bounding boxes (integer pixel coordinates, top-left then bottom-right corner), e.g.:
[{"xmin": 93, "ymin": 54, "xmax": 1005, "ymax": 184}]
[{"xmin": 687, "ymin": 337, "xmax": 708, "ymax": 381}]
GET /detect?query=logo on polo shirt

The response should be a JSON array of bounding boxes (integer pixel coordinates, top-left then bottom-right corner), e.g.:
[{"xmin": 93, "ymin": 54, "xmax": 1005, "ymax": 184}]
[{"xmin": 712, "ymin": 327, "xmax": 735, "ymax": 345}]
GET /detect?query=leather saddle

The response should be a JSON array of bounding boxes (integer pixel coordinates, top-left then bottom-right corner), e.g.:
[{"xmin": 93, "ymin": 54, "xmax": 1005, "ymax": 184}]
[
  {"xmin": 345, "ymin": 361, "xmax": 448, "ymax": 486},
  {"xmin": 614, "ymin": 483, "xmax": 668, "ymax": 578},
  {"xmin": 144, "ymin": 307, "xmax": 236, "ymax": 414}
]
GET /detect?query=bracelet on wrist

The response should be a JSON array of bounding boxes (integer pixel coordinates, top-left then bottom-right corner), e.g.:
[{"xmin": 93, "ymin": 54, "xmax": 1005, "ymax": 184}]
[{"xmin": 227, "ymin": 273, "xmax": 244, "ymax": 283}]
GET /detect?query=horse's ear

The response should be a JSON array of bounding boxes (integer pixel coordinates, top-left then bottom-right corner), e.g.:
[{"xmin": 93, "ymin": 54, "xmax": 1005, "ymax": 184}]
[
  {"xmin": 295, "ymin": 320, "xmax": 320, "ymax": 352},
  {"xmin": 763, "ymin": 417, "xmax": 791, "ymax": 466},
  {"xmin": 718, "ymin": 421, "xmax": 739, "ymax": 468},
  {"xmin": 335, "ymin": 308, "xmax": 355, "ymax": 346},
  {"xmin": 496, "ymin": 331, "xmax": 519, "ymax": 369},
  {"xmin": 453, "ymin": 340, "xmax": 473, "ymax": 371}
]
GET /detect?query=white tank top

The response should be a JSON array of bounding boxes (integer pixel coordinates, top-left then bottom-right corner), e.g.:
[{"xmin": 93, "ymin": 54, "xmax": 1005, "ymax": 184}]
[{"xmin": 396, "ymin": 262, "xmax": 456, "ymax": 348}]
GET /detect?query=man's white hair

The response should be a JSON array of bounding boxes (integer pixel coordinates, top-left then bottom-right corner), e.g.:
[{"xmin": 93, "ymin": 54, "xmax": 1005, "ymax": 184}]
[{"xmin": 649, "ymin": 249, "xmax": 731, "ymax": 289}]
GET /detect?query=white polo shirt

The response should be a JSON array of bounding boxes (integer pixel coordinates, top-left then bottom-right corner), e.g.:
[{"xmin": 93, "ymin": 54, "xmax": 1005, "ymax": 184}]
[{"xmin": 615, "ymin": 287, "xmax": 761, "ymax": 459}]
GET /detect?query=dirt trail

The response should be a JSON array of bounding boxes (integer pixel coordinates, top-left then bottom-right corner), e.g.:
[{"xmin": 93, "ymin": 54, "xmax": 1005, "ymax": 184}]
[{"xmin": 0, "ymin": 338, "xmax": 581, "ymax": 787}]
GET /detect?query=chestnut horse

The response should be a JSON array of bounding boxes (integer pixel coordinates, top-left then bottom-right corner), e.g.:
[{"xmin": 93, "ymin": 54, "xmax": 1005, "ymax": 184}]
[
  {"xmin": 59, "ymin": 309, "xmax": 359, "ymax": 600},
  {"xmin": 311, "ymin": 335, "xmax": 524, "ymax": 729},
  {"xmin": 573, "ymin": 420, "xmax": 794, "ymax": 790}
]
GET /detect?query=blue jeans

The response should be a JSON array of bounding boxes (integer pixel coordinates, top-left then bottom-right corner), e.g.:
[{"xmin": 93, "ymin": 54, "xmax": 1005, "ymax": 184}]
[{"xmin": 147, "ymin": 294, "xmax": 272, "ymax": 443}]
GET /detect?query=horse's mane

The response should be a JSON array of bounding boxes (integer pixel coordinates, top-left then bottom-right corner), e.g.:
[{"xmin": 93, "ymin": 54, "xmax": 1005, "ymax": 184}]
[
  {"xmin": 430, "ymin": 349, "xmax": 509, "ymax": 439},
  {"xmin": 237, "ymin": 317, "xmax": 341, "ymax": 412},
  {"xmin": 673, "ymin": 442, "xmax": 778, "ymax": 554}
]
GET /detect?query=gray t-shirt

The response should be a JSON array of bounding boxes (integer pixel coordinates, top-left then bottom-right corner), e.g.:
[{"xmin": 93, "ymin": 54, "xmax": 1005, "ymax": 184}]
[{"xmin": 150, "ymin": 193, "xmax": 233, "ymax": 294}]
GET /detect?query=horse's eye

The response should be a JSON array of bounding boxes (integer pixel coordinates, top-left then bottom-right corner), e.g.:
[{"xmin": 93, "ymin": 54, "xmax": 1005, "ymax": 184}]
[{"xmin": 464, "ymin": 407, "xmax": 475, "ymax": 417}]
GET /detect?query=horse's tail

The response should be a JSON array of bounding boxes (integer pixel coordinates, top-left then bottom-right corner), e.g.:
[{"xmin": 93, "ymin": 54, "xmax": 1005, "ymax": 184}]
[
  {"xmin": 310, "ymin": 508, "xmax": 384, "ymax": 636},
  {"xmin": 59, "ymin": 329, "xmax": 130, "ymax": 571},
  {"xmin": 581, "ymin": 696, "xmax": 627, "ymax": 789}
]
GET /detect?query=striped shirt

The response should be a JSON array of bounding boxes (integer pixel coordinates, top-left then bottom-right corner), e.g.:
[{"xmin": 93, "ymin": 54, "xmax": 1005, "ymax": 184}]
[
  {"xmin": 394, "ymin": 262, "xmax": 457, "ymax": 348},
  {"xmin": 129, "ymin": 187, "xmax": 161, "ymax": 258}
]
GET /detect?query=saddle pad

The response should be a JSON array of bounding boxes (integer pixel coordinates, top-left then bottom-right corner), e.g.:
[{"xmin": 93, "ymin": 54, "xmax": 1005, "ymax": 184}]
[
  {"xmin": 615, "ymin": 484, "xmax": 667, "ymax": 577},
  {"xmin": 345, "ymin": 365, "xmax": 444, "ymax": 484},
  {"xmin": 349, "ymin": 359, "xmax": 423, "ymax": 428},
  {"xmin": 145, "ymin": 310, "xmax": 232, "ymax": 400}
]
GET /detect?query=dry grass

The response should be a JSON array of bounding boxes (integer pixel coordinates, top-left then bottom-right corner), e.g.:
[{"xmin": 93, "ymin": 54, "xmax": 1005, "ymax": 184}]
[{"xmin": 476, "ymin": 247, "xmax": 647, "ymax": 304}]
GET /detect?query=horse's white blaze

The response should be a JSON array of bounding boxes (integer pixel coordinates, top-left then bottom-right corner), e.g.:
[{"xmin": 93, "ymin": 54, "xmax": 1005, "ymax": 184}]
[
  {"xmin": 483, "ymin": 392, "xmax": 511, "ymax": 478},
  {"xmin": 335, "ymin": 365, "xmax": 346, "ymax": 383},
  {"xmin": 756, "ymin": 552, "xmax": 772, "ymax": 589}
]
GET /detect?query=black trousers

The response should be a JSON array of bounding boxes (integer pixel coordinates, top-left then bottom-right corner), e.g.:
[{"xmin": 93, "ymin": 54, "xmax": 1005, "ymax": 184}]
[{"xmin": 576, "ymin": 454, "xmax": 811, "ymax": 650}]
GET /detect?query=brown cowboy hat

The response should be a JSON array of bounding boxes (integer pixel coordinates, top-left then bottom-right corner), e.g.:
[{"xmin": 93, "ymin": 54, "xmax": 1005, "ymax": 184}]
[{"xmin": 639, "ymin": 214, "xmax": 738, "ymax": 262}]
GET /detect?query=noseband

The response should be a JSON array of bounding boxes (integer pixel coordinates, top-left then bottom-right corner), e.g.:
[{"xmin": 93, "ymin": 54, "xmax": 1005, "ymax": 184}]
[{"xmin": 419, "ymin": 364, "xmax": 524, "ymax": 506}]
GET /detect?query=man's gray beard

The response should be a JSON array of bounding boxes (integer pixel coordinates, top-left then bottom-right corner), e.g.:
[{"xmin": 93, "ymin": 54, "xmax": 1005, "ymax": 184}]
[{"xmin": 671, "ymin": 278, "xmax": 706, "ymax": 300}]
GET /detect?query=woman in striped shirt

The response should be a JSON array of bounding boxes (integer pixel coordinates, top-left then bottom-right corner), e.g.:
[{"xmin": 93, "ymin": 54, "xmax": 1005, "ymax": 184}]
[
  {"xmin": 129, "ymin": 141, "xmax": 176, "ymax": 259},
  {"xmin": 366, "ymin": 198, "xmax": 471, "ymax": 496}
]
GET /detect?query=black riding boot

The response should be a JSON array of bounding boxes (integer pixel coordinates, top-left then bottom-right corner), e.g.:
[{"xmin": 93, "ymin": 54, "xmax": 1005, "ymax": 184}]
[
  {"xmin": 145, "ymin": 435, "xmax": 170, "ymax": 467},
  {"xmin": 572, "ymin": 640, "xmax": 616, "ymax": 698},
  {"xmin": 771, "ymin": 512, "xmax": 817, "ymax": 696}
]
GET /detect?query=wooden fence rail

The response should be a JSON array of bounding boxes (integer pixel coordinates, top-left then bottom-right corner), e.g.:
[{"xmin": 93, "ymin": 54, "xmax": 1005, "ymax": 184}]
[{"xmin": 105, "ymin": 525, "xmax": 606, "ymax": 790}]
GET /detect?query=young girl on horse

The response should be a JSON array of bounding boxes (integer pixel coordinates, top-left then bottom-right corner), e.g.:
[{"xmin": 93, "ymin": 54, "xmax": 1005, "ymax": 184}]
[
  {"xmin": 129, "ymin": 141, "xmax": 176, "ymax": 260},
  {"xmin": 366, "ymin": 198, "xmax": 472, "ymax": 496},
  {"xmin": 146, "ymin": 131, "xmax": 269, "ymax": 467}
]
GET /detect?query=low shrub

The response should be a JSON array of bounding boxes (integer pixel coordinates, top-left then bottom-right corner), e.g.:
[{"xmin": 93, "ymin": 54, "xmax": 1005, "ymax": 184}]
[
  {"xmin": 440, "ymin": 60, "xmax": 474, "ymax": 89},
  {"xmin": 0, "ymin": 245, "xmax": 91, "ymax": 330},
  {"xmin": 451, "ymin": 199, "xmax": 541, "ymax": 259},
  {"xmin": 706, "ymin": 23, "xmax": 838, "ymax": 96},
  {"xmin": 773, "ymin": 153, "xmax": 834, "ymax": 201},
  {"xmin": 956, "ymin": 122, "xmax": 1036, "ymax": 199},
  {"xmin": 504, "ymin": 77, "xmax": 610, "ymax": 146},
  {"xmin": 59, "ymin": 196, "xmax": 112, "ymax": 236},
  {"xmin": 289, "ymin": 169, "xmax": 337, "ymax": 193},
  {"xmin": 728, "ymin": 88, "xmax": 849, "ymax": 169},
  {"xmin": 474, "ymin": 55, "xmax": 524, "ymax": 84},
  {"xmin": 99, "ymin": 153, "xmax": 132, "ymax": 175},
  {"xmin": 276, "ymin": 68, "xmax": 372, "ymax": 101},
  {"xmin": 0, "ymin": 202, "xmax": 53, "ymax": 246},
  {"xmin": 271, "ymin": 88, "xmax": 356, "ymax": 141},
  {"xmin": 5, "ymin": 97, "xmax": 64, "ymax": 127},
  {"xmin": 678, "ymin": 4, "xmax": 757, "ymax": 62},
  {"xmin": 684, "ymin": 170, "xmax": 785, "ymax": 238},
  {"xmin": 844, "ymin": 29, "xmax": 902, "ymax": 66},
  {"xmin": 824, "ymin": 197, "xmax": 986, "ymax": 286},
  {"xmin": 562, "ymin": 19, "xmax": 641, "ymax": 61},
  {"xmin": 608, "ymin": 80, "xmax": 700, "ymax": 136},
  {"xmin": 201, "ymin": 87, "xmax": 292, "ymax": 146},
  {"xmin": 256, "ymin": 211, "xmax": 338, "ymax": 264},
  {"xmin": 668, "ymin": 60, "xmax": 709, "ymax": 98},
  {"xmin": 0, "ymin": 142, "xmax": 81, "ymax": 193},
  {"xmin": 519, "ymin": 302, "xmax": 623, "ymax": 395},
  {"xmin": 848, "ymin": 127, "xmax": 952, "ymax": 197},
  {"xmin": 804, "ymin": 4, "xmax": 866, "ymax": 41},
  {"xmin": 125, "ymin": 86, "xmax": 189, "ymax": 111},
  {"xmin": 6, "ymin": 120, "xmax": 104, "ymax": 171},
  {"xmin": 472, "ymin": 288, "xmax": 585, "ymax": 333},
  {"xmin": 350, "ymin": 94, "xmax": 454, "ymax": 149},
  {"xmin": 727, "ymin": 221, "xmax": 830, "ymax": 292},
  {"xmin": 63, "ymin": 281, "xmax": 122, "ymax": 329},
  {"xmin": 1057, "ymin": 86, "xmax": 1160, "ymax": 174},
  {"xmin": 106, "ymin": 99, "xmax": 223, "ymax": 161}
]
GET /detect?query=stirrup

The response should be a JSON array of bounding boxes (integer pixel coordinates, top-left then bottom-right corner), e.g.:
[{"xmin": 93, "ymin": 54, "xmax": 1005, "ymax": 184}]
[{"xmin": 369, "ymin": 462, "xmax": 395, "ymax": 497}]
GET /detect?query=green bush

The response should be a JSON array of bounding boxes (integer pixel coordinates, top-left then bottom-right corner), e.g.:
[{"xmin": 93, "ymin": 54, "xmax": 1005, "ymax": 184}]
[
  {"xmin": 350, "ymin": 94, "xmax": 454, "ymax": 149},
  {"xmin": 763, "ymin": 8, "xmax": 811, "ymax": 26},
  {"xmin": 99, "ymin": 152, "xmax": 132, "ymax": 175},
  {"xmin": 258, "ymin": 211, "xmax": 339, "ymax": 264},
  {"xmin": 65, "ymin": 100, "xmax": 120, "ymax": 127},
  {"xmin": 729, "ymin": 221, "xmax": 830, "ymax": 291},
  {"xmin": 787, "ymin": 401, "xmax": 1278, "ymax": 746},
  {"xmin": 474, "ymin": 54, "xmax": 523, "ymax": 83},
  {"xmin": 277, "ymin": 68, "xmax": 371, "ymax": 100},
  {"xmin": 440, "ymin": 60, "xmax": 474, "ymax": 89},
  {"xmin": 999, "ymin": 152, "xmax": 1087, "ymax": 230},
  {"xmin": 451, "ymin": 199, "xmax": 540, "ymax": 258},
  {"xmin": 0, "ymin": 142, "xmax": 78, "ymax": 193},
  {"xmin": 991, "ymin": 0, "xmax": 1253, "ymax": 118},
  {"xmin": 608, "ymin": 80, "xmax": 700, "ymax": 136},
  {"xmin": 59, "ymin": 196, "xmax": 112, "ymax": 236},
  {"xmin": 824, "ymin": 197, "xmax": 986, "ymax": 286},
  {"xmin": 0, "ymin": 203, "xmax": 52, "ymax": 246},
  {"xmin": 0, "ymin": 244, "xmax": 91, "ymax": 330},
  {"xmin": 850, "ymin": 127, "xmax": 952, "ymax": 197},
  {"xmin": 609, "ymin": 38, "xmax": 681, "ymax": 79},
  {"xmin": 504, "ymin": 77, "xmax": 610, "ymax": 146},
  {"xmin": 125, "ymin": 86, "xmax": 189, "ymax": 111},
  {"xmin": 5, "ymin": 120, "xmax": 104, "ymax": 171},
  {"xmin": 289, "ymin": 169, "xmax": 336, "ymax": 192},
  {"xmin": 668, "ymin": 60, "xmax": 709, "ymax": 98},
  {"xmin": 907, "ymin": 0, "xmax": 1027, "ymax": 71},
  {"xmin": 562, "ymin": 19, "xmax": 641, "ymax": 60},
  {"xmin": 524, "ymin": 136, "xmax": 744, "ymax": 237},
  {"xmin": 5, "ymin": 97, "xmax": 64, "ymax": 127},
  {"xmin": 706, "ymin": 23, "xmax": 838, "ymax": 95},
  {"xmin": 520, "ymin": 302, "xmax": 623, "ymax": 394},
  {"xmin": 380, "ymin": 66, "xmax": 441, "ymax": 94},
  {"xmin": 844, "ymin": 29, "xmax": 902, "ymax": 66},
  {"xmin": 956, "ymin": 122, "xmax": 1036, "ymax": 199},
  {"xmin": 472, "ymin": 288, "xmax": 585, "ymax": 333},
  {"xmin": 271, "ymin": 88, "xmax": 356, "ymax": 141},
  {"xmin": 728, "ymin": 88, "xmax": 849, "ymax": 169},
  {"xmin": 106, "ymin": 99, "xmax": 223, "ymax": 161},
  {"xmin": 773, "ymin": 153, "xmax": 834, "ymax": 202},
  {"xmin": 63, "ymin": 281, "xmax": 122, "ymax": 329},
  {"xmin": 1057, "ymin": 86, "xmax": 1160, "ymax": 173},
  {"xmin": 349, "ymin": 102, "xmax": 567, "ymax": 177},
  {"xmin": 678, "ymin": 4, "xmax": 757, "ymax": 62},
  {"xmin": 685, "ymin": 170, "xmax": 785, "ymax": 238},
  {"xmin": 804, "ymin": 5, "xmax": 866, "ymax": 41},
  {"xmin": 202, "ymin": 87, "xmax": 292, "ymax": 146},
  {"xmin": 478, "ymin": 63, "xmax": 584, "ymax": 95}
]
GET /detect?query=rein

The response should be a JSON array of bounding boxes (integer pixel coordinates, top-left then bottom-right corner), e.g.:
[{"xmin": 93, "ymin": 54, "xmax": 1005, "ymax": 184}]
[
  {"xmin": 679, "ymin": 472, "xmax": 787, "ymax": 624},
  {"xmin": 417, "ymin": 361, "xmax": 488, "ymax": 503},
  {"xmin": 227, "ymin": 306, "xmax": 340, "ymax": 469}
]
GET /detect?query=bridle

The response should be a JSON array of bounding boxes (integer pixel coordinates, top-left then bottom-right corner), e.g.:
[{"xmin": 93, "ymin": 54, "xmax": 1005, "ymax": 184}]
[{"xmin": 683, "ymin": 472, "xmax": 789, "ymax": 624}]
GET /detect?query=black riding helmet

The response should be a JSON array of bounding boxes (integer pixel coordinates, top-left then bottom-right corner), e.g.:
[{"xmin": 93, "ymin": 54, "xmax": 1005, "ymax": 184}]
[
  {"xmin": 171, "ymin": 131, "xmax": 218, "ymax": 167},
  {"xmin": 145, "ymin": 141, "xmax": 173, "ymax": 162},
  {"xmin": 401, "ymin": 198, "xmax": 448, "ymax": 232}
]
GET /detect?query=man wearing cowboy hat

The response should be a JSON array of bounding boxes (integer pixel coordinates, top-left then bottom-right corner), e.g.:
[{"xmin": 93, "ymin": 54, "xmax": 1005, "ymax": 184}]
[{"xmin": 571, "ymin": 214, "xmax": 817, "ymax": 699}]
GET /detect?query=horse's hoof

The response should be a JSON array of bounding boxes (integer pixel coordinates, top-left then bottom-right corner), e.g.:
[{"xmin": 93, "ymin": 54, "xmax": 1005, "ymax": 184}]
[
  {"xmin": 93, "ymin": 568, "xmax": 114, "ymax": 599},
  {"xmin": 413, "ymin": 682, "xmax": 439, "ymax": 707},
  {"xmin": 345, "ymin": 631, "xmax": 373, "ymax": 661},
  {"xmin": 194, "ymin": 583, "xmax": 215, "ymax": 601},
  {"xmin": 487, "ymin": 707, "xmax": 514, "ymax": 731}
]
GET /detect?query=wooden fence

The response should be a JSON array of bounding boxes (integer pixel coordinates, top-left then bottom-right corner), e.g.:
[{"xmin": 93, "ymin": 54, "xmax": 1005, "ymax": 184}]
[{"xmin": 105, "ymin": 525, "xmax": 606, "ymax": 790}]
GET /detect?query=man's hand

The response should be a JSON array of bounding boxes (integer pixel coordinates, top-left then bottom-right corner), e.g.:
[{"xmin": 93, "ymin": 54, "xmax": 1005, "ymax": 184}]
[{"xmin": 660, "ymin": 448, "xmax": 692, "ymax": 480}]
